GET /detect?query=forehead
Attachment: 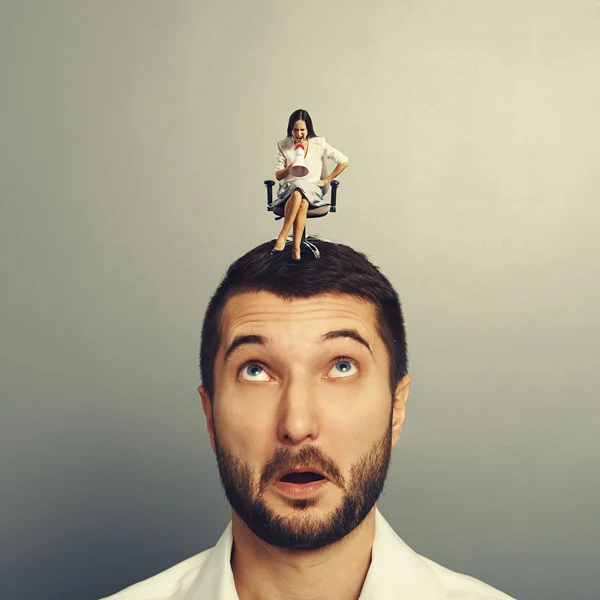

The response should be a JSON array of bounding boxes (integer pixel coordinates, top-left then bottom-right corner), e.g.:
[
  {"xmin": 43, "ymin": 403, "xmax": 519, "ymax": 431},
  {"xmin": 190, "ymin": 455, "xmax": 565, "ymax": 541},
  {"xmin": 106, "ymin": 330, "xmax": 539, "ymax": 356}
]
[
  {"xmin": 292, "ymin": 120, "xmax": 307, "ymax": 129},
  {"xmin": 219, "ymin": 291, "xmax": 379, "ymax": 346}
]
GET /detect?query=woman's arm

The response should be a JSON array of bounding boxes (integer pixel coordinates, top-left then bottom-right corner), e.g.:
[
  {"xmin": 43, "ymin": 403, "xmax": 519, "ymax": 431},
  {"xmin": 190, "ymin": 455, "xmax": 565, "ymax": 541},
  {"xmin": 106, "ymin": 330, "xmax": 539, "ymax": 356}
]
[
  {"xmin": 320, "ymin": 160, "xmax": 349, "ymax": 184},
  {"xmin": 274, "ymin": 140, "xmax": 293, "ymax": 181},
  {"xmin": 275, "ymin": 163, "xmax": 294, "ymax": 181},
  {"xmin": 318, "ymin": 138, "xmax": 349, "ymax": 185}
]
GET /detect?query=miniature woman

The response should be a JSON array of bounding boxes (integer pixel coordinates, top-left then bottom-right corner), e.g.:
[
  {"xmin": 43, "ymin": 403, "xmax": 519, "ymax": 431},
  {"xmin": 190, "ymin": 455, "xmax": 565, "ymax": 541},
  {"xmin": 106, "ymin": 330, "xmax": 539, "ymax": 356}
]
[{"xmin": 271, "ymin": 109, "xmax": 349, "ymax": 260}]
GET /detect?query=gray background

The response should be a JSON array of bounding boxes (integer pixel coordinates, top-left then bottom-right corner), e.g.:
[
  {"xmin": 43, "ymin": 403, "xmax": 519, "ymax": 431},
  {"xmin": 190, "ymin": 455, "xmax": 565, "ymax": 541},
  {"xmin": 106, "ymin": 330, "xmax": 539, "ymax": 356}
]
[{"xmin": 1, "ymin": 1, "xmax": 599, "ymax": 599}]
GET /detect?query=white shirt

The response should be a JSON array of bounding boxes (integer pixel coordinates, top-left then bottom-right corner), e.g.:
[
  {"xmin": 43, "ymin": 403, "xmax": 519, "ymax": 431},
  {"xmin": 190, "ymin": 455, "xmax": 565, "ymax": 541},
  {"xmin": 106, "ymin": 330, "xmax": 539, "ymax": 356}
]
[{"xmin": 101, "ymin": 509, "xmax": 516, "ymax": 600}]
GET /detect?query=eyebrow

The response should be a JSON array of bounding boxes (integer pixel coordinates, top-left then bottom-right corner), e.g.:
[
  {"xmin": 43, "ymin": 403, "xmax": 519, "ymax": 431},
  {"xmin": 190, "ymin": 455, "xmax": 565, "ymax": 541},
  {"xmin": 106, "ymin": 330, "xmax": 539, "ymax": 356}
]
[
  {"xmin": 222, "ymin": 328, "xmax": 372, "ymax": 364},
  {"xmin": 223, "ymin": 334, "xmax": 266, "ymax": 363},
  {"xmin": 318, "ymin": 329, "xmax": 372, "ymax": 354}
]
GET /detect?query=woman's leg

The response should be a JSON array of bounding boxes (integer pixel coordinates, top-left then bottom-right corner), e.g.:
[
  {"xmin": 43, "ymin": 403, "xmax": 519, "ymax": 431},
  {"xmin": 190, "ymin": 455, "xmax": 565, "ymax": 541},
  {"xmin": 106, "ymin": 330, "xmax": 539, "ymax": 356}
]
[
  {"xmin": 292, "ymin": 199, "xmax": 309, "ymax": 259},
  {"xmin": 274, "ymin": 191, "xmax": 303, "ymax": 250}
]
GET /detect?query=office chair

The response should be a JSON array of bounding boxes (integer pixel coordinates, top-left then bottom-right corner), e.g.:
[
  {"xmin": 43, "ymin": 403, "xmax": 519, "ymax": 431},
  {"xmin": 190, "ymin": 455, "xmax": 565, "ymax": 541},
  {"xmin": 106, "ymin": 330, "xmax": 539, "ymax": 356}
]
[{"xmin": 263, "ymin": 180, "xmax": 339, "ymax": 259}]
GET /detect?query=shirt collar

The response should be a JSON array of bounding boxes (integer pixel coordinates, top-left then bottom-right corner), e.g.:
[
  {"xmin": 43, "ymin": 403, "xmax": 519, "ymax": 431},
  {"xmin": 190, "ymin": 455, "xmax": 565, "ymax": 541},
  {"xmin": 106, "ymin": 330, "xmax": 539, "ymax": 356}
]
[
  {"xmin": 185, "ymin": 508, "xmax": 446, "ymax": 600},
  {"xmin": 359, "ymin": 509, "xmax": 446, "ymax": 599}
]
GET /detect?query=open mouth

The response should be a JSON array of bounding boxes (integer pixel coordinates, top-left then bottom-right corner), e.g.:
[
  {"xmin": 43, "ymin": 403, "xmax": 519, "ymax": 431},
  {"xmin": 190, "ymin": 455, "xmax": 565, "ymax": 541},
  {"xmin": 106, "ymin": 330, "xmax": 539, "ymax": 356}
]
[
  {"xmin": 279, "ymin": 472, "xmax": 326, "ymax": 484},
  {"xmin": 274, "ymin": 470, "xmax": 329, "ymax": 499}
]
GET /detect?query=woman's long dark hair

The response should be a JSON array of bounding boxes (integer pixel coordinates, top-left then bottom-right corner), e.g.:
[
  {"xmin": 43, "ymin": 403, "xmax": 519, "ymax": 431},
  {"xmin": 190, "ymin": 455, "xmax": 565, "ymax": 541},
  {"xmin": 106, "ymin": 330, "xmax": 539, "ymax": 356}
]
[{"xmin": 286, "ymin": 109, "xmax": 318, "ymax": 138}]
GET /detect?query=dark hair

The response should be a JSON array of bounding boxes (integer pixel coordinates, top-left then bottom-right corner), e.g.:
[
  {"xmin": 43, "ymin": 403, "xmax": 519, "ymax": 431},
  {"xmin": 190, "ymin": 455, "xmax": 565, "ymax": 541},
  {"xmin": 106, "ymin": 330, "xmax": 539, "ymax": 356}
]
[
  {"xmin": 199, "ymin": 238, "xmax": 408, "ymax": 401},
  {"xmin": 286, "ymin": 109, "xmax": 318, "ymax": 139}
]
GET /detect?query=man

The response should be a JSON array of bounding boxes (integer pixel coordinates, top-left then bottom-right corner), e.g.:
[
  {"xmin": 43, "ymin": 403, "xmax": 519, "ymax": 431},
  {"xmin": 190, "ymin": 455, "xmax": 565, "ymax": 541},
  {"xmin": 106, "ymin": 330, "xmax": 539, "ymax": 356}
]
[{"xmin": 103, "ymin": 239, "xmax": 516, "ymax": 600}]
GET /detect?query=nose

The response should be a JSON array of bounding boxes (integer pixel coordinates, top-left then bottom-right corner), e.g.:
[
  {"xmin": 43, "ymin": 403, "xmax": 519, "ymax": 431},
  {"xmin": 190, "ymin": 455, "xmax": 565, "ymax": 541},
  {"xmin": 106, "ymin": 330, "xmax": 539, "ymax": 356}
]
[{"xmin": 277, "ymin": 377, "xmax": 320, "ymax": 444}]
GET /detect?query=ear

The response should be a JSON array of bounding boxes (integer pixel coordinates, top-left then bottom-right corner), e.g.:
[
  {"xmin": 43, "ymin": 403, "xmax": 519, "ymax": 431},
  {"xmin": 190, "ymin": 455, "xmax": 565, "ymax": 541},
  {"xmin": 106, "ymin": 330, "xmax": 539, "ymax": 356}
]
[
  {"xmin": 391, "ymin": 375, "xmax": 411, "ymax": 449},
  {"xmin": 198, "ymin": 385, "xmax": 217, "ymax": 455}
]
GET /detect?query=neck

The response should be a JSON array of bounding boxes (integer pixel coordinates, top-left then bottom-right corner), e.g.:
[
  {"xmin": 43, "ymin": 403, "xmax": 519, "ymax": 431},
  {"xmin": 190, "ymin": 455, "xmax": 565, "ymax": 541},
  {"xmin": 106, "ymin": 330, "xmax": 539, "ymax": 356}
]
[{"xmin": 231, "ymin": 509, "xmax": 376, "ymax": 600}]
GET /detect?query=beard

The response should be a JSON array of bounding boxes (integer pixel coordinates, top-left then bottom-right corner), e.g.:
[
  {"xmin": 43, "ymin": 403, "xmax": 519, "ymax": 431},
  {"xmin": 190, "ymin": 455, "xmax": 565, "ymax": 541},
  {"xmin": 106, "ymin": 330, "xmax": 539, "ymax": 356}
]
[{"xmin": 213, "ymin": 420, "xmax": 392, "ymax": 550}]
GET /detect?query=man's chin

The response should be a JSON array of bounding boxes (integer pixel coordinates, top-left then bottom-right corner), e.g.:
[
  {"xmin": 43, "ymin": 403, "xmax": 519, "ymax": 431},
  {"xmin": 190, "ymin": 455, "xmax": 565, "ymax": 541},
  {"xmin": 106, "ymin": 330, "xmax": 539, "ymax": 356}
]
[
  {"xmin": 267, "ymin": 498, "xmax": 331, "ymax": 519},
  {"xmin": 233, "ymin": 495, "xmax": 348, "ymax": 550},
  {"xmin": 254, "ymin": 513, "xmax": 346, "ymax": 550}
]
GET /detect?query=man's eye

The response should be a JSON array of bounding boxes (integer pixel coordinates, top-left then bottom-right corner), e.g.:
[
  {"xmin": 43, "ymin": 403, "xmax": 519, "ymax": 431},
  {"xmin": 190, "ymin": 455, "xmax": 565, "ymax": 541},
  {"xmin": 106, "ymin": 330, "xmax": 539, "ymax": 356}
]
[
  {"xmin": 328, "ymin": 359, "xmax": 358, "ymax": 379},
  {"xmin": 240, "ymin": 363, "xmax": 270, "ymax": 381}
]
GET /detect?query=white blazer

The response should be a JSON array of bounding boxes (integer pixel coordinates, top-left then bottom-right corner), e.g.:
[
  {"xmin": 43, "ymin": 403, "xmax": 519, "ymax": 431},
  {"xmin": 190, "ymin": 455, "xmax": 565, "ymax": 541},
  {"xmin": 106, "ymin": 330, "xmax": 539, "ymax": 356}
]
[
  {"xmin": 274, "ymin": 136, "xmax": 348, "ymax": 196},
  {"xmin": 101, "ymin": 508, "xmax": 516, "ymax": 600}
]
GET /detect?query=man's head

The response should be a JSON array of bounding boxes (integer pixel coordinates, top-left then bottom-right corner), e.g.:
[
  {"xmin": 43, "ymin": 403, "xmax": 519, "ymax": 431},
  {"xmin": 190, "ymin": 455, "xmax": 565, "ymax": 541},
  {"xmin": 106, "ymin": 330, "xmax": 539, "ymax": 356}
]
[{"xmin": 198, "ymin": 239, "xmax": 410, "ymax": 550}]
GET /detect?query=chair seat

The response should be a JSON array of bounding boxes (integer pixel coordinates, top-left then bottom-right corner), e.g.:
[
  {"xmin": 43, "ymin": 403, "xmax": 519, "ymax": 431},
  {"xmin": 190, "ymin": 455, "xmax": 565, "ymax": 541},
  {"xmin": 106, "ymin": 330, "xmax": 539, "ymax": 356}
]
[{"xmin": 272, "ymin": 204, "xmax": 330, "ymax": 218}]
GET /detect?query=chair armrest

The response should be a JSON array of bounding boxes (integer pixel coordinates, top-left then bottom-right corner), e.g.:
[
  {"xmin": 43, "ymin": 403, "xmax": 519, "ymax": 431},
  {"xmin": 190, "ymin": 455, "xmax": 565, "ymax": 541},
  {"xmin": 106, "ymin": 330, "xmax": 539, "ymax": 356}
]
[
  {"xmin": 330, "ymin": 180, "xmax": 339, "ymax": 212},
  {"xmin": 264, "ymin": 180, "xmax": 276, "ymax": 211}
]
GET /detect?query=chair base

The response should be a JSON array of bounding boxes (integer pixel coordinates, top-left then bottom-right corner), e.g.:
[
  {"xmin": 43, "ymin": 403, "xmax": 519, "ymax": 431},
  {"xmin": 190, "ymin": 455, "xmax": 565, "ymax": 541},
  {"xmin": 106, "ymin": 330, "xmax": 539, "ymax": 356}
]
[{"xmin": 303, "ymin": 238, "xmax": 320, "ymax": 259}]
